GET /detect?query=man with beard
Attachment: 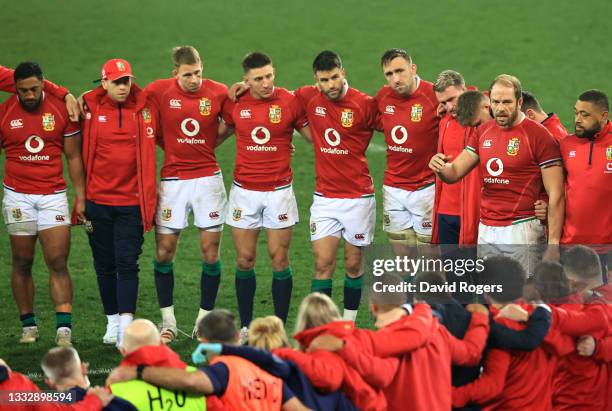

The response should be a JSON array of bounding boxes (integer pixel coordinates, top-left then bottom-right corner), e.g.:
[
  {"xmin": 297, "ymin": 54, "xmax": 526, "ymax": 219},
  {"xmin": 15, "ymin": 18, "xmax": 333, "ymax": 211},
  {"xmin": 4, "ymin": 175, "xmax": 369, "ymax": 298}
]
[
  {"xmin": 0, "ymin": 62, "xmax": 85, "ymax": 346},
  {"xmin": 560, "ymin": 90, "xmax": 611, "ymax": 282},
  {"xmin": 429, "ymin": 75, "xmax": 564, "ymax": 267}
]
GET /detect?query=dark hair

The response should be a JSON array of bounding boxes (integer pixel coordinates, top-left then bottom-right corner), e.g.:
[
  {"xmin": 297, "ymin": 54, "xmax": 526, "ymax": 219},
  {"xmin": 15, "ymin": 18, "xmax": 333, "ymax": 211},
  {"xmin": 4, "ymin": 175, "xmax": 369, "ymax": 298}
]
[
  {"xmin": 478, "ymin": 255, "xmax": 525, "ymax": 303},
  {"xmin": 369, "ymin": 273, "xmax": 409, "ymax": 306},
  {"xmin": 521, "ymin": 91, "xmax": 543, "ymax": 113},
  {"xmin": 563, "ymin": 245, "xmax": 602, "ymax": 281},
  {"xmin": 380, "ymin": 48, "xmax": 411, "ymax": 67},
  {"xmin": 312, "ymin": 50, "xmax": 342, "ymax": 73},
  {"xmin": 197, "ymin": 309, "xmax": 237, "ymax": 343},
  {"xmin": 242, "ymin": 52, "xmax": 272, "ymax": 73},
  {"xmin": 532, "ymin": 261, "xmax": 571, "ymax": 301},
  {"xmin": 14, "ymin": 62, "xmax": 43, "ymax": 82},
  {"xmin": 456, "ymin": 90, "xmax": 487, "ymax": 126},
  {"xmin": 578, "ymin": 89, "xmax": 609, "ymax": 112}
]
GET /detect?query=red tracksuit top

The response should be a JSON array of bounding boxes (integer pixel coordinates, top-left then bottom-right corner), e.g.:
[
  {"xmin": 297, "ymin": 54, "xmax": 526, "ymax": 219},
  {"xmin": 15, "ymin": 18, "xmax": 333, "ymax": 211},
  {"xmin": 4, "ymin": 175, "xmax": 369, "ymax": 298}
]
[{"xmin": 78, "ymin": 85, "xmax": 158, "ymax": 231}]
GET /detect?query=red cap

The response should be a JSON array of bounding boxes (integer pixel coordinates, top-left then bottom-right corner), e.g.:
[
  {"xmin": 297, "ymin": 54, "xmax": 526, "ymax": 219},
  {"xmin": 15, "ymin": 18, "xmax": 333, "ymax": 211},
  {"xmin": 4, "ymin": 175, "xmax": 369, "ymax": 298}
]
[{"xmin": 100, "ymin": 58, "xmax": 134, "ymax": 81}]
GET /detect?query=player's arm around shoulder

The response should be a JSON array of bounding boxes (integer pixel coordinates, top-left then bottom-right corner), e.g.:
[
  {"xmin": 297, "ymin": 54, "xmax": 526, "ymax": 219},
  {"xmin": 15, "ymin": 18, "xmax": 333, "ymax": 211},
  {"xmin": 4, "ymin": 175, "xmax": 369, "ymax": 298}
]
[
  {"xmin": 106, "ymin": 366, "xmax": 214, "ymax": 395},
  {"xmin": 446, "ymin": 304, "xmax": 490, "ymax": 366}
]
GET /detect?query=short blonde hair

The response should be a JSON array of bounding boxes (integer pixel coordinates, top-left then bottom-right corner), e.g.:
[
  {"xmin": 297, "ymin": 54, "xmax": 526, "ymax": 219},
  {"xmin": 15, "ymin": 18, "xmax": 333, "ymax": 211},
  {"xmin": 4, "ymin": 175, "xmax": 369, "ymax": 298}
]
[
  {"xmin": 489, "ymin": 74, "xmax": 522, "ymax": 101},
  {"xmin": 41, "ymin": 347, "xmax": 81, "ymax": 383},
  {"xmin": 248, "ymin": 316, "xmax": 290, "ymax": 350},
  {"xmin": 294, "ymin": 292, "xmax": 341, "ymax": 336},
  {"xmin": 172, "ymin": 46, "xmax": 201, "ymax": 68}
]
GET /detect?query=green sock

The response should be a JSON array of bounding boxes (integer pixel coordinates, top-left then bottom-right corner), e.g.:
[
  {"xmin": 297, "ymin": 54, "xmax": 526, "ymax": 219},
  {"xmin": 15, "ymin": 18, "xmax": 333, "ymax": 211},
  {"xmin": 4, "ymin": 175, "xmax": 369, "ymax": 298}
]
[
  {"xmin": 202, "ymin": 260, "xmax": 221, "ymax": 276},
  {"xmin": 20, "ymin": 313, "xmax": 36, "ymax": 327},
  {"xmin": 56, "ymin": 312, "xmax": 72, "ymax": 329},
  {"xmin": 153, "ymin": 260, "xmax": 174, "ymax": 273},
  {"xmin": 312, "ymin": 278, "xmax": 333, "ymax": 297}
]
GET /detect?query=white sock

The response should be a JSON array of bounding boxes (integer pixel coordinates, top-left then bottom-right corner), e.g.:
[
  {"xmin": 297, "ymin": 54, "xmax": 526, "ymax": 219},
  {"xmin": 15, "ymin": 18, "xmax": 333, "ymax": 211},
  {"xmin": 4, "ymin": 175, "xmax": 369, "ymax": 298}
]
[
  {"xmin": 195, "ymin": 308, "xmax": 210, "ymax": 326},
  {"xmin": 160, "ymin": 306, "xmax": 176, "ymax": 327},
  {"xmin": 106, "ymin": 314, "xmax": 120, "ymax": 326},
  {"xmin": 117, "ymin": 314, "xmax": 134, "ymax": 347},
  {"xmin": 343, "ymin": 309, "xmax": 358, "ymax": 322}
]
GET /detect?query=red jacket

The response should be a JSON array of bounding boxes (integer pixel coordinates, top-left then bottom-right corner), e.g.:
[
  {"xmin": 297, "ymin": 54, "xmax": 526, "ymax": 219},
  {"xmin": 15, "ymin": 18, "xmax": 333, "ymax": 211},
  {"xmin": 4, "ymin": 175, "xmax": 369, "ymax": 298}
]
[
  {"xmin": 0, "ymin": 367, "xmax": 102, "ymax": 411},
  {"xmin": 280, "ymin": 320, "xmax": 399, "ymax": 411},
  {"xmin": 432, "ymin": 116, "xmax": 481, "ymax": 244},
  {"xmin": 77, "ymin": 85, "xmax": 158, "ymax": 231},
  {"xmin": 0, "ymin": 65, "xmax": 69, "ymax": 99},
  {"xmin": 453, "ymin": 304, "xmax": 574, "ymax": 411}
]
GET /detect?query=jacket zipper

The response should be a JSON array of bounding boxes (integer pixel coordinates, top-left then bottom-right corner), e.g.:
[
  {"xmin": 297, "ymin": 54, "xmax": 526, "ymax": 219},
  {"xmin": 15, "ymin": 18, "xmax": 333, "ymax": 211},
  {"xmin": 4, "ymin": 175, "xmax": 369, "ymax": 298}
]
[
  {"xmin": 118, "ymin": 104, "xmax": 122, "ymax": 128},
  {"xmin": 588, "ymin": 139, "xmax": 594, "ymax": 165}
]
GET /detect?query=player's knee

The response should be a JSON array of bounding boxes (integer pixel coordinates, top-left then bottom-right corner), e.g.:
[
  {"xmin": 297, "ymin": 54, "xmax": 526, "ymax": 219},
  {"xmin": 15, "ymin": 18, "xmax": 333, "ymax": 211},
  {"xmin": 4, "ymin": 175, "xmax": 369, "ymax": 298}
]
[
  {"xmin": 236, "ymin": 254, "xmax": 256, "ymax": 271},
  {"xmin": 315, "ymin": 258, "xmax": 335, "ymax": 277},
  {"xmin": 12, "ymin": 255, "xmax": 34, "ymax": 274},
  {"xmin": 46, "ymin": 255, "xmax": 69, "ymax": 275},
  {"xmin": 387, "ymin": 228, "xmax": 417, "ymax": 246},
  {"xmin": 200, "ymin": 244, "xmax": 220, "ymax": 264},
  {"xmin": 344, "ymin": 259, "xmax": 362, "ymax": 277},
  {"xmin": 156, "ymin": 245, "xmax": 176, "ymax": 263}
]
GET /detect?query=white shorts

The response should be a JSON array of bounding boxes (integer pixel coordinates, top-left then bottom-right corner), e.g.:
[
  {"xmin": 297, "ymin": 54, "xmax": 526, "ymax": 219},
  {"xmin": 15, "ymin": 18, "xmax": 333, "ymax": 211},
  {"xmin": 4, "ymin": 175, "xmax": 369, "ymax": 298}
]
[
  {"xmin": 226, "ymin": 184, "xmax": 298, "ymax": 230},
  {"xmin": 2, "ymin": 189, "xmax": 70, "ymax": 235},
  {"xmin": 478, "ymin": 218, "xmax": 546, "ymax": 274},
  {"xmin": 382, "ymin": 184, "xmax": 434, "ymax": 235},
  {"xmin": 156, "ymin": 173, "xmax": 227, "ymax": 233},
  {"xmin": 310, "ymin": 195, "xmax": 376, "ymax": 246}
]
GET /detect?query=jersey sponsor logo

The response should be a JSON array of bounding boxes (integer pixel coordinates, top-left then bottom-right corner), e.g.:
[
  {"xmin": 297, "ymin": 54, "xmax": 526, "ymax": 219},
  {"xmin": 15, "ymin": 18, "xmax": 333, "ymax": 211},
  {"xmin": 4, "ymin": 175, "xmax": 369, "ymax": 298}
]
[
  {"xmin": 98, "ymin": 115, "xmax": 107, "ymax": 122},
  {"xmin": 506, "ymin": 137, "xmax": 520, "ymax": 156},
  {"xmin": 606, "ymin": 162, "xmax": 612, "ymax": 173},
  {"xmin": 410, "ymin": 104, "xmax": 423, "ymax": 122},
  {"xmin": 55, "ymin": 215, "xmax": 66, "ymax": 222},
  {"xmin": 42, "ymin": 113, "xmax": 55, "ymax": 131},
  {"xmin": 11, "ymin": 208, "xmax": 23, "ymax": 221},
  {"xmin": 232, "ymin": 208, "xmax": 242, "ymax": 221},
  {"xmin": 484, "ymin": 157, "xmax": 510, "ymax": 184},
  {"xmin": 354, "ymin": 233, "xmax": 365, "ymax": 241},
  {"xmin": 85, "ymin": 113, "xmax": 92, "ymax": 120},
  {"xmin": 169, "ymin": 99, "xmax": 182, "ymax": 109},
  {"xmin": 160, "ymin": 208, "xmax": 172, "ymax": 221},
  {"xmin": 606, "ymin": 145, "xmax": 612, "ymax": 161},
  {"xmin": 385, "ymin": 105, "xmax": 395, "ymax": 114},
  {"xmin": 315, "ymin": 106, "xmax": 326, "ymax": 117},
  {"xmin": 278, "ymin": 213, "xmax": 288, "ymax": 222},
  {"xmin": 146, "ymin": 127, "xmax": 155, "ymax": 138},
  {"xmin": 142, "ymin": 108, "xmax": 152, "ymax": 123},
  {"xmin": 269, "ymin": 105, "xmax": 282, "ymax": 124},
  {"xmin": 199, "ymin": 98, "xmax": 212, "ymax": 116},
  {"xmin": 209, "ymin": 211, "xmax": 220, "ymax": 219},
  {"xmin": 569, "ymin": 150, "xmax": 576, "ymax": 158},
  {"xmin": 390, "ymin": 125, "xmax": 408, "ymax": 145},
  {"xmin": 341, "ymin": 109, "xmax": 354, "ymax": 128},
  {"xmin": 10, "ymin": 119, "xmax": 23, "ymax": 129},
  {"xmin": 240, "ymin": 109, "xmax": 252, "ymax": 119},
  {"xmin": 180, "ymin": 118, "xmax": 201, "ymax": 137},
  {"xmin": 483, "ymin": 139, "xmax": 492, "ymax": 148},
  {"xmin": 25, "ymin": 135, "xmax": 45, "ymax": 154},
  {"xmin": 321, "ymin": 128, "xmax": 349, "ymax": 155},
  {"xmin": 249, "ymin": 127, "xmax": 274, "ymax": 151}
]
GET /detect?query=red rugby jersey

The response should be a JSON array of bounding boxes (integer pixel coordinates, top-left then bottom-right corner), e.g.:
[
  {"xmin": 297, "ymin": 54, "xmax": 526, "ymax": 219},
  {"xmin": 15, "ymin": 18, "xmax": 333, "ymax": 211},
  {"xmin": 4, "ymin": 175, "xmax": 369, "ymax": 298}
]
[
  {"xmin": 0, "ymin": 93, "xmax": 79, "ymax": 194},
  {"xmin": 375, "ymin": 79, "xmax": 439, "ymax": 191},
  {"xmin": 541, "ymin": 113, "xmax": 568, "ymax": 142},
  {"xmin": 145, "ymin": 78, "xmax": 227, "ymax": 180},
  {"xmin": 466, "ymin": 117, "xmax": 561, "ymax": 226},
  {"xmin": 560, "ymin": 121, "xmax": 612, "ymax": 245},
  {"xmin": 0, "ymin": 65, "xmax": 69, "ymax": 100},
  {"xmin": 437, "ymin": 115, "xmax": 465, "ymax": 215},
  {"xmin": 295, "ymin": 85, "xmax": 377, "ymax": 198},
  {"xmin": 222, "ymin": 87, "xmax": 306, "ymax": 191}
]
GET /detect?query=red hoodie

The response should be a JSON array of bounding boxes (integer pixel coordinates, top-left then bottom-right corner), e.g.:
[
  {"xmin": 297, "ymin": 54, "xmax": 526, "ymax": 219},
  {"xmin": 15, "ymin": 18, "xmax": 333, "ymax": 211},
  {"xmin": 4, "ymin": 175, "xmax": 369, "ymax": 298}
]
[
  {"xmin": 0, "ymin": 368, "xmax": 102, "ymax": 411},
  {"xmin": 453, "ymin": 304, "xmax": 574, "ymax": 411},
  {"xmin": 350, "ymin": 304, "xmax": 488, "ymax": 411},
  {"xmin": 0, "ymin": 66, "xmax": 69, "ymax": 100},
  {"xmin": 432, "ymin": 116, "xmax": 481, "ymax": 244},
  {"xmin": 276, "ymin": 320, "xmax": 399, "ymax": 411},
  {"xmin": 76, "ymin": 84, "xmax": 158, "ymax": 231}
]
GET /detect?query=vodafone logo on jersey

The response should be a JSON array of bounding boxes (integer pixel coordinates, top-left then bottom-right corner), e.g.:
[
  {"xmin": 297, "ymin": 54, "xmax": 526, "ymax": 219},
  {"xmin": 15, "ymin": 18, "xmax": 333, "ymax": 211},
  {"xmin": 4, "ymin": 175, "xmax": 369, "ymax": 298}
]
[
  {"xmin": 240, "ymin": 109, "xmax": 252, "ymax": 119},
  {"xmin": 180, "ymin": 118, "xmax": 200, "ymax": 137},
  {"xmin": 20, "ymin": 135, "xmax": 49, "ymax": 161},
  {"xmin": 315, "ymin": 107, "xmax": 326, "ymax": 117},
  {"xmin": 388, "ymin": 125, "xmax": 413, "ymax": 153},
  {"xmin": 10, "ymin": 119, "xmax": 24, "ymax": 129},
  {"xmin": 321, "ymin": 128, "xmax": 348, "ymax": 155},
  {"xmin": 247, "ymin": 127, "xmax": 276, "ymax": 152},
  {"xmin": 569, "ymin": 150, "xmax": 576, "ymax": 158},
  {"xmin": 169, "ymin": 99, "xmax": 182, "ymax": 109},
  {"xmin": 484, "ymin": 157, "xmax": 509, "ymax": 184},
  {"xmin": 606, "ymin": 163, "xmax": 612, "ymax": 173}
]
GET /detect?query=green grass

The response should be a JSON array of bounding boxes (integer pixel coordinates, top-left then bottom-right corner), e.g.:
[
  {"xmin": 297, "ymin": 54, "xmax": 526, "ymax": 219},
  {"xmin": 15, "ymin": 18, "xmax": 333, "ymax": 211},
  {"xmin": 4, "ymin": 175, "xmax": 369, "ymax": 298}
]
[{"xmin": 1, "ymin": 0, "xmax": 611, "ymax": 386}]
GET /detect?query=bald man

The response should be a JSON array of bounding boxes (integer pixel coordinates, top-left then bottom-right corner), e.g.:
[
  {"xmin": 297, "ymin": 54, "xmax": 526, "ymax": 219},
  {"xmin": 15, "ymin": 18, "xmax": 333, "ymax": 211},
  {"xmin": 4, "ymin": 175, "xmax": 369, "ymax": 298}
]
[
  {"xmin": 111, "ymin": 319, "xmax": 211, "ymax": 410},
  {"xmin": 41, "ymin": 347, "xmax": 135, "ymax": 410}
]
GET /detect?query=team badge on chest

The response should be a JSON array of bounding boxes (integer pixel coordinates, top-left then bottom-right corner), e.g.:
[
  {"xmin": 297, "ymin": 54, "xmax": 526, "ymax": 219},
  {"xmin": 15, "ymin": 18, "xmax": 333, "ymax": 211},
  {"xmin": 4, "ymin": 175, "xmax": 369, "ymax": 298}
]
[
  {"xmin": 606, "ymin": 145, "xmax": 612, "ymax": 161},
  {"xmin": 199, "ymin": 98, "xmax": 212, "ymax": 116},
  {"xmin": 507, "ymin": 137, "xmax": 520, "ymax": 156},
  {"xmin": 410, "ymin": 104, "xmax": 423, "ymax": 122},
  {"xmin": 142, "ymin": 108, "xmax": 152, "ymax": 123},
  {"xmin": 269, "ymin": 105, "xmax": 282, "ymax": 124},
  {"xmin": 341, "ymin": 109, "xmax": 354, "ymax": 128},
  {"xmin": 42, "ymin": 113, "xmax": 55, "ymax": 131}
]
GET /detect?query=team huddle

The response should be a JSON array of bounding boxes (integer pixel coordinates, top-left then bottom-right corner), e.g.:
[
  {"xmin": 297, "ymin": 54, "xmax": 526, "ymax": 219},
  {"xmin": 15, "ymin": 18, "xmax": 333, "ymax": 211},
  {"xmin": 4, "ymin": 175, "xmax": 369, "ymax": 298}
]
[{"xmin": 0, "ymin": 45, "xmax": 611, "ymax": 410}]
